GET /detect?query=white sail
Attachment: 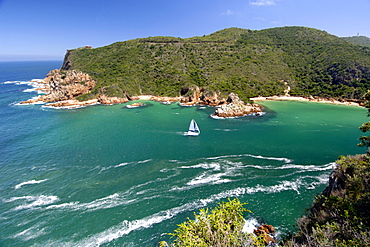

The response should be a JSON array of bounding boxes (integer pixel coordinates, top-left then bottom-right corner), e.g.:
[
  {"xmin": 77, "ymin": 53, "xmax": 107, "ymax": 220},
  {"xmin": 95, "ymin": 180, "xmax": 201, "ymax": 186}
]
[{"xmin": 187, "ymin": 119, "xmax": 200, "ymax": 136}]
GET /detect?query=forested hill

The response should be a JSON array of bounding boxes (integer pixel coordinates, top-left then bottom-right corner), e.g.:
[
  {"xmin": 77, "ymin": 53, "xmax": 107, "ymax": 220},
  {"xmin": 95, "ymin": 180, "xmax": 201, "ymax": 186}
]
[
  {"xmin": 61, "ymin": 26, "xmax": 370, "ymax": 101},
  {"xmin": 343, "ymin": 36, "xmax": 370, "ymax": 48}
]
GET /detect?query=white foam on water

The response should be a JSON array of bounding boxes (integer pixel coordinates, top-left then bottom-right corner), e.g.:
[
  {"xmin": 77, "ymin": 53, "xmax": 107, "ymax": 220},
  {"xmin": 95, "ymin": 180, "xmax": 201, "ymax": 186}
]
[
  {"xmin": 279, "ymin": 162, "xmax": 336, "ymax": 171},
  {"xmin": 4, "ymin": 195, "xmax": 60, "ymax": 211},
  {"xmin": 59, "ymin": 194, "xmax": 225, "ymax": 246},
  {"xmin": 100, "ymin": 159, "xmax": 154, "ymax": 172},
  {"xmin": 137, "ymin": 159, "xmax": 152, "ymax": 164},
  {"xmin": 14, "ymin": 179, "xmax": 48, "ymax": 190},
  {"xmin": 114, "ymin": 162, "xmax": 130, "ymax": 168},
  {"xmin": 186, "ymin": 172, "xmax": 231, "ymax": 186},
  {"xmin": 306, "ymin": 173, "xmax": 330, "ymax": 189},
  {"xmin": 40, "ymin": 172, "xmax": 329, "ymax": 246},
  {"xmin": 179, "ymin": 162, "xmax": 221, "ymax": 171},
  {"xmin": 206, "ymin": 153, "xmax": 292, "ymax": 163},
  {"xmin": 174, "ymin": 160, "xmax": 246, "ymax": 190},
  {"xmin": 14, "ymin": 96, "xmax": 44, "ymax": 105},
  {"xmin": 206, "ymin": 154, "xmax": 243, "ymax": 160},
  {"xmin": 4, "ymin": 80, "xmax": 19, "ymax": 84},
  {"xmin": 245, "ymin": 154, "xmax": 293, "ymax": 163},
  {"xmin": 45, "ymin": 172, "xmax": 179, "ymax": 212},
  {"xmin": 46, "ymin": 193, "xmax": 137, "ymax": 212},
  {"xmin": 214, "ymin": 128, "xmax": 238, "ymax": 132},
  {"xmin": 242, "ymin": 218, "xmax": 260, "ymax": 233},
  {"xmin": 12, "ymin": 224, "xmax": 46, "ymax": 241}
]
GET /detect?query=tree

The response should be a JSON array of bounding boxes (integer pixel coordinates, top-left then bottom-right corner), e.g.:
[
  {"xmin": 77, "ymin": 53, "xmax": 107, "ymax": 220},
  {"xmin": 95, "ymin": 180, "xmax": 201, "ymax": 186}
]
[
  {"xmin": 359, "ymin": 91, "xmax": 370, "ymax": 153},
  {"xmin": 162, "ymin": 198, "xmax": 265, "ymax": 247}
]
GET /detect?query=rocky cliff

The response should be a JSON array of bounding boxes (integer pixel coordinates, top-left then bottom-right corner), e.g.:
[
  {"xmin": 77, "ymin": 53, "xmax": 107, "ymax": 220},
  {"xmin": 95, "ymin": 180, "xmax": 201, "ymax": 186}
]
[
  {"xmin": 179, "ymin": 86, "xmax": 227, "ymax": 106},
  {"xmin": 20, "ymin": 69, "xmax": 128, "ymax": 107}
]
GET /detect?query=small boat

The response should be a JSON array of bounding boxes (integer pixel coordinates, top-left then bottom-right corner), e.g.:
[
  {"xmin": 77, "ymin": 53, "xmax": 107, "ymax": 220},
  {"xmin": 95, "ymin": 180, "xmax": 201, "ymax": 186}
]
[{"xmin": 187, "ymin": 119, "xmax": 200, "ymax": 136}]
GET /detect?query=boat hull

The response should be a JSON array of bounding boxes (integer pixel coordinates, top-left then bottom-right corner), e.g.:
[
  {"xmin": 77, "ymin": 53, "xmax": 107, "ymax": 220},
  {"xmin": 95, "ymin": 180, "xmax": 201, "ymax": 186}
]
[{"xmin": 187, "ymin": 131, "xmax": 200, "ymax": 136}]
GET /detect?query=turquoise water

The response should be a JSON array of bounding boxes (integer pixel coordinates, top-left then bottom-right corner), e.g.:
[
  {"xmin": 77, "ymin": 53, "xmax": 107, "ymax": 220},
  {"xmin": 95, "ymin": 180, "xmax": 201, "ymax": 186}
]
[{"xmin": 0, "ymin": 61, "xmax": 368, "ymax": 246}]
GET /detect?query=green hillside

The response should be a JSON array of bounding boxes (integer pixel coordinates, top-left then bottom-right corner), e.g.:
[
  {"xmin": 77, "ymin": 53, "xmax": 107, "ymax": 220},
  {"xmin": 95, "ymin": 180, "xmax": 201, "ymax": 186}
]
[
  {"xmin": 61, "ymin": 27, "xmax": 370, "ymax": 101},
  {"xmin": 343, "ymin": 36, "xmax": 370, "ymax": 48}
]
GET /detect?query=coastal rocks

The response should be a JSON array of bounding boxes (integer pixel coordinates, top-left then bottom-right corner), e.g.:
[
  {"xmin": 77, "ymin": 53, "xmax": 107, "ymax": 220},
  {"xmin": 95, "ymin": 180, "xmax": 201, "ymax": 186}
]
[
  {"xmin": 44, "ymin": 99, "xmax": 99, "ymax": 109},
  {"xmin": 253, "ymin": 224, "xmax": 276, "ymax": 245},
  {"xmin": 179, "ymin": 86, "xmax": 202, "ymax": 106},
  {"xmin": 211, "ymin": 93, "xmax": 263, "ymax": 119},
  {"xmin": 179, "ymin": 86, "xmax": 227, "ymax": 106},
  {"xmin": 20, "ymin": 69, "xmax": 96, "ymax": 104},
  {"xmin": 42, "ymin": 95, "xmax": 129, "ymax": 109},
  {"xmin": 149, "ymin": 95, "xmax": 182, "ymax": 103},
  {"xmin": 97, "ymin": 94, "xmax": 128, "ymax": 105},
  {"xmin": 199, "ymin": 91, "xmax": 227, "ymax": 106}
]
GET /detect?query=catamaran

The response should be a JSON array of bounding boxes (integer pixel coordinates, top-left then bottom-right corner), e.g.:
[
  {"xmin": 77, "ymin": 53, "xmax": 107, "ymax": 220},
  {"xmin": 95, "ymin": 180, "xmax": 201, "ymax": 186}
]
[{"xmin": 187, "ymin": 119, "xmax": 200, "ymax": 136}]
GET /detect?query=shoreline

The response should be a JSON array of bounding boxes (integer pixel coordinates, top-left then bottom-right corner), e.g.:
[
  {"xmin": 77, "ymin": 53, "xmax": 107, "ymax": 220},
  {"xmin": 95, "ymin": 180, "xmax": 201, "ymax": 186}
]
[
  {"xmin": 250, "ymin": 96, "xmax": 362, "ymax": 107},
  {"xmin": 15, "ymin": 78, "xmax": 363, "ymax": 109}
]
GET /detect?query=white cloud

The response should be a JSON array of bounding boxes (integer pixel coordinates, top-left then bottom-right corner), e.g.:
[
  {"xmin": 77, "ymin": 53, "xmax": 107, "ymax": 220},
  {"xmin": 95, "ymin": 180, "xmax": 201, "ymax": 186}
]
[
  {"xmin": 250, "ymin": 0, "xmax": 276, "ymax": 6},
  {"xmin": 221, "ymin": 9, "xmax": 234, "ymax": 16}
]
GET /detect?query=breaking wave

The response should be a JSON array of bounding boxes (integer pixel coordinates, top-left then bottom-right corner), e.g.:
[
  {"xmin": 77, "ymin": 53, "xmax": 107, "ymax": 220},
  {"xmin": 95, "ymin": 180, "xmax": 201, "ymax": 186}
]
[
  {"xmin": 14, "ymin": 179, "xmax": 48, "ymax": 190},
  {"xmin": 4, "ymin": 195, "xmax": 59, "ymax": 211},
  {"xmin": 49, "ymin": 173, "xmax": 329, "ymax": 246}
]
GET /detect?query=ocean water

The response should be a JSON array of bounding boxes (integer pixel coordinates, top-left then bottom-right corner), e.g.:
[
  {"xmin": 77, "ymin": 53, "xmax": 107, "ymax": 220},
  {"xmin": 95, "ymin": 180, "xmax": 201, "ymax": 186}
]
[{"xmin": 0, "ymin": 61, "xmax": 368, "ymax": 246}]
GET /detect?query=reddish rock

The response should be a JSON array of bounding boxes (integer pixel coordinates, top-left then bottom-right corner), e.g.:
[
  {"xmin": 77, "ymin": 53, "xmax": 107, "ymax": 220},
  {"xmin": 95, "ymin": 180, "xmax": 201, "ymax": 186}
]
[
  {"xmin": 211, "ymin": 93, "xmax": 263, "ymax": 118},
  {"xmin": 20, "ymin": 69, "xmax": 96, "ymax": 104},
  {"xmin": 253, "ymin": 224, "xmax": 276, "ymax": 245},
  {"xmin": 44, "ymin": 99, "xmax": 99, "ymax": 108},
  {"xmin": 98, "ymin": 95, "xmax": 128, "ymax": 105}
]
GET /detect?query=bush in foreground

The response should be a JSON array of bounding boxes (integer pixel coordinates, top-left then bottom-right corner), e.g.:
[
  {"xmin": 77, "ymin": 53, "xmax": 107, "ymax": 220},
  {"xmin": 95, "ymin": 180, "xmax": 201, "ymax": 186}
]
[{"xmin": 160, "ymin": 198, "xmax": 267, "ymax": 247}]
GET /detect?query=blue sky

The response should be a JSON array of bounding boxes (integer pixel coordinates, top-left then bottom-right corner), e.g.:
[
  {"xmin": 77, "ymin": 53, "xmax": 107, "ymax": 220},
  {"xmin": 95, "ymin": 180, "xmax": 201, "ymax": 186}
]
[{"xmin": 1, "ymin": 0, "xmax": 370, "ymax": 61}]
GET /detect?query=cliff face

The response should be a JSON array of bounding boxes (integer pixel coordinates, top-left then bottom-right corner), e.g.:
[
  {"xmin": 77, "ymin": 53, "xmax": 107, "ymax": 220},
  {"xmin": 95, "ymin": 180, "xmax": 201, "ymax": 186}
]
[
  {"xmin": 61, "ymin": 50, "xmax": 73, "ymax": 70},
  {"xmin": 21, "ymin": 69, "xmax": 96, "ymax": 104},
  {"xmin": 20, "ymin": 69, "xmax": 130, "ymax": 107},
  {"xmin": 41, "ymin": 69, "xmax": 96, "ymax": 102}
]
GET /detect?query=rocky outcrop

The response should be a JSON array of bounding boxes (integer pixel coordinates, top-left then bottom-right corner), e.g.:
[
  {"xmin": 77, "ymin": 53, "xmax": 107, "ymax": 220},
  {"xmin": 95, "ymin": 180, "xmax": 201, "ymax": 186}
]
[
  {"xmin": 179, "ymin": 86, "xmax": 227, "ymax": 106},
  {"xmin": 179, "ymin": 88, "xmax": 263, "ymax": 118},
  {"xmin": 211, "ymin": 92, "xmax": 263, "ymax": 118},
  {"xmin": 20, "ymin": 69, "xmax": 96, "ymax": 104},
  {"xmin": 61, "ymin": 50, "xmax": 72, "ymax": 70},
  {"xmin": 44, "ymin": 99, "xmax": 99, "ymax": 109},
  {"xmin": 150, "ymin": 95, "xmax": 182, "ymax": 103},
  {"xmin": 254, "ymin": 224, "xmax": 276, "ymax": 245},
  {"xmin": 97, "ymin": 94, "xmax": 129, "ymax": 105}
]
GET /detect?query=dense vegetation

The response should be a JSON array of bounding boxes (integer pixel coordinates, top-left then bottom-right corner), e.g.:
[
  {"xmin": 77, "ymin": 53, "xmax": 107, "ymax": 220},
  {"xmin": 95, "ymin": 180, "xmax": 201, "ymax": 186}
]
[
  {"xmin": 343, "ymin": 36, "xmax": 370, "ymax": 48},
  {"xmin": 160, "ymin": 198, "xmax": 266, "ymax": 247},
  {"xmin": 62, "ymin": 27, "xmax": 370, "ymax": 102},
  {"xmin": 283, "ymin": 155, "xmax": 370, "ymax": 247}
]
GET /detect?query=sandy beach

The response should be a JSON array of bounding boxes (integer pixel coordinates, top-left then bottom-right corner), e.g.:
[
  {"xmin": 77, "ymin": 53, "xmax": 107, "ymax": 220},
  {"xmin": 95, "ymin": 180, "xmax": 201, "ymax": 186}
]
[{"xmin": 250, "ymin": 96, "xmax": 362, "ymax": 107}]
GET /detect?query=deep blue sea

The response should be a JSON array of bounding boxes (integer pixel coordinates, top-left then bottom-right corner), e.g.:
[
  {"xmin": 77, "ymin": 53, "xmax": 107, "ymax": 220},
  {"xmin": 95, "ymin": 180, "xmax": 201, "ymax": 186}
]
[{"xmin": 0, "ymin": 61, "xmax": 368, "ymax": 246}]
